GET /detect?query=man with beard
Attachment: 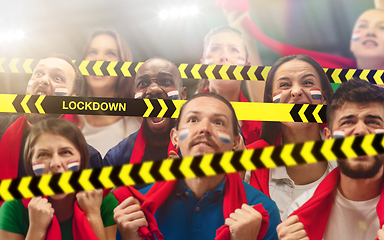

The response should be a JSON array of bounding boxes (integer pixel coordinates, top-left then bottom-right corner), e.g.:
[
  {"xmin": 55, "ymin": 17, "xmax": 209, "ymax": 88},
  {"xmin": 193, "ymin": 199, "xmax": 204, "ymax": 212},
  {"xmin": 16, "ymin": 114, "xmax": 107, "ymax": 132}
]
[
  {"xmin": 276, "ymin": 79, "xmax": 384, "ymax": 240},
  {"xmin": 0, "ymin": 54, "xmax": 103, "ymax": 181},
  {"xmin": 103, "ymin": 58, "xmax": 187, "ymax": 170},
  {"xmin": 113, "ymin": 92, "xmax": 280, "ymax": 240}
]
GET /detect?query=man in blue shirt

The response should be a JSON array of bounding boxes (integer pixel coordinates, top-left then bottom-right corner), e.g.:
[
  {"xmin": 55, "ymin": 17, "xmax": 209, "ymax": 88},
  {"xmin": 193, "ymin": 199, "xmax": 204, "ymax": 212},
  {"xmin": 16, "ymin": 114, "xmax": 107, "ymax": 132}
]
[
  {"xmin": 103, "ymin": 57, "xmax": 187, "ymax": 168},
  {"xmin": 114, "ymin": 92, "xmax": 280, "ymax": 240}
]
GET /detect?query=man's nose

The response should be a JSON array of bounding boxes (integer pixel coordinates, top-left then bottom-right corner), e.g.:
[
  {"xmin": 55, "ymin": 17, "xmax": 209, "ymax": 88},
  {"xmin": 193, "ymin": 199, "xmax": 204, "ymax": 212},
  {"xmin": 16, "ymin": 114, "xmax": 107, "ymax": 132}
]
[
  {"xmin": 198, "ymin": 118, "xmax": 213, "ymax": 136},
  {"xmin": 145, "ymin": 82, "xmax": 165, "ymax": 98},
  {"xmin": 352, "ymin": 120, "xmax": 370, "ymax": 136}
]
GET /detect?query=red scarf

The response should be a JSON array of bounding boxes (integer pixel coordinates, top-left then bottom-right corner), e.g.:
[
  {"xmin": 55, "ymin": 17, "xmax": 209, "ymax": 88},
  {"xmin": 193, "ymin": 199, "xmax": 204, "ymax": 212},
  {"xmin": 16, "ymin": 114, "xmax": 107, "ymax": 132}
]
[
  {"xmin": 290, "ymin": 168, "xmax": 384, "ymax": 240},
  {"xmin": 21, "ymin": 189, "xmax": 110, "ymax": 240},
  {"xmin": 130, "ymin": 124, "xmax": 146, "ymax": 164},
  {"xmin": 114, "ymin": 174, "xmax": 270, "ymax": 240},
  {"xmin": 215, "ymin": 0, "xmax": 356, "ymax": 69},
  {"xmin": 0, "ymin": 115, "xmax": 76, "ymax": 181},
  {"xmin": 245, "ymin": 139, "xmax": 271, "ymax": 197}
]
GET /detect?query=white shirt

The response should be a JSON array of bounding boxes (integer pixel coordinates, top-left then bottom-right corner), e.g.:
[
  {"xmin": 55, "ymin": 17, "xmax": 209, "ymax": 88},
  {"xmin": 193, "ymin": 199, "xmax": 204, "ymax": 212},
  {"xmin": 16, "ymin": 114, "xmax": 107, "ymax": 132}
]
[
  {"xmin": 271, "ymin": 161, "xmax": 338, "ymax": 220},
  {"xmin": 82, "ymin": 116, "xmax": 141, "ymax": 157},
  {"xmin": 323, "ymin": 188, "xmax": 380, "ymax": 240}
]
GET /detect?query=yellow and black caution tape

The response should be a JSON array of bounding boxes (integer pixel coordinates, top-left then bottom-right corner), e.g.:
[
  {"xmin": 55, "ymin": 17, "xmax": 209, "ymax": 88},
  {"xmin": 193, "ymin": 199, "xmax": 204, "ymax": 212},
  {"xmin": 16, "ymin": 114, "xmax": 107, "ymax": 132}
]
[
  {"xmin": 1, "ymin": 58, "xmax": 383, "ymax": 84},
  {"xmin": 1, "ymin": 132, "xmax": 383, "ymax": 201},
  {"xmin": 0, "ymin": 94, "xmax": 327, "ymax": 123}
]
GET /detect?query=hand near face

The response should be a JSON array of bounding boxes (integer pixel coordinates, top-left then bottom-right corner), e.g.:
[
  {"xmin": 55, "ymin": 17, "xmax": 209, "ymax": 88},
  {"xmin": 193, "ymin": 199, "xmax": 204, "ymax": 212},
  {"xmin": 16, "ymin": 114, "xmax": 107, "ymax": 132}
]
[
  {"xmin": 378, "ymin": 224, "xmax": 384, "ymax": 240},
  {"xmin": 76, "ymin": 189, "xmax": 103, "ymax": 217},
  {"xmin": 276, "ymin": 215, "xmax": 308, "ymax": 240},
  {"xmin": 113, "ymin": 196, "xmax": 147, "ymax": 240},
  {"xmin": 225, "ymin": 204, "xmax": 262, "ymax": 240},
  {"xmin": 28, "ymin": 197, "xmax": 55, "ymax": 233}
]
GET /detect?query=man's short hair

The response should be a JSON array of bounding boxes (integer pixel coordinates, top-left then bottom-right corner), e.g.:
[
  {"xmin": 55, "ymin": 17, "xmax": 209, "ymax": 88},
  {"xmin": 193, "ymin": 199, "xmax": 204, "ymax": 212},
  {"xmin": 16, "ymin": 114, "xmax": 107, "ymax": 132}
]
[
  {"xmin": 50, "ymin": 53, "xmax": 84, "ymax": 96},
  {"xmin": 327, "ymin": 78, "xmax": 384, "ymax": 130},
  {"xmin": 203, "ymin": 26, "xmax": 249, "ymax": 62},
  {"xmin": 175, "ymin": 92, "xmax": 240, "ymax": 136}
]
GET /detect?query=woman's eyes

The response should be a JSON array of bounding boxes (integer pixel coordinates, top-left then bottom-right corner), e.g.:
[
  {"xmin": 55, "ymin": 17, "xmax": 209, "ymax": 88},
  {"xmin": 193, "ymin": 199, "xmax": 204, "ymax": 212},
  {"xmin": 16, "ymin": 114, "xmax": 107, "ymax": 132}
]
[{"xmin": 188, "ymin": 117, "xmax": 198, "ymax": 123}]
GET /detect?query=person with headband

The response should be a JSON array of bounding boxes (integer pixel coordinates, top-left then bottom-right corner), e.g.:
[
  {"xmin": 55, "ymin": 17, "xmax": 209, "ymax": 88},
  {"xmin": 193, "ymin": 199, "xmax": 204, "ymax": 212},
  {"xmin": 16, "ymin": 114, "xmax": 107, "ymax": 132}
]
[
  {"xmin": 277, "ymin": 79, "xmax": 384, "ymax": 240},
  {"xmin": 0, "ymin": 118, "xmax": 118, "ymax": 240},
  {"xmin": 196, "ymin": 26, "xmax": 263, "ymax": 146},
  {"xmin": 246, "ymin": 54, "xmax": 336, "ymax": 219},
  {"xmin": 103, "ymin": 57, "xmax": 187, "ymax": 187},
  {"xmin": 113, "ymin": 92, "xmax": 280, "ymax": 240},
  {"xmin": 0, "ymin": 54, "xmax": 103, "ymax": 182},
  {"xmin": 76, "ymin": 29, "xmax": 141, "ymax": 157}
]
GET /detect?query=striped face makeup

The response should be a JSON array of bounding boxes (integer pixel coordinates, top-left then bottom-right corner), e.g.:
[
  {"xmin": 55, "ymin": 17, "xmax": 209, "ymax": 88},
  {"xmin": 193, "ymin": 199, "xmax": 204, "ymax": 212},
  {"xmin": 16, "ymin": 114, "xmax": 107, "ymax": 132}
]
[
  {"xmin": 167, "ymin": 88, "xmax": 179, "ymax": 100},
  {"xmin": 67, "ymin": 159, "xmax": 80, "ymax": 171},
  {"xmin": 55, "ymin": 87, "xmax": 68, "ymax": 96},
  {"xmin": 134, "ymin": 90, "xmax": 143, "ymax": 99},
  {"xmin": 375, "ymin": 128, "xmax": 384, "ymax": 134},
  {"xmin": 179, "ymin": 128, "xmax": 189, "ymax": 141},
  {"xmin": 27, "ymin": 80, "xmax": 35, "ymax": 88},
  {"xmin": 203, "ymin": 57, "xmax": 214, "ymax": 65},
  {"xmin": 237, "ymin": 57, "xmax": 246, "ymax": 66},
  {"xmin": 310, "ymin": 88, "xmax": 322, "ymax": 100},
  {"xmin": 32, "ymin": 162, "xmax": 45, "ymax": 175},
  {"xmin": 351, "ymin": 31, "xmax": 360, "ymax": 42},
  {"xmin": 333, "ymin": 129, "xmax": 345, "ymax": 139},
  {"xmin": 217, "ymin": 130, "xmax": 231, "ymax": 144},
  {"xmin": 273, "ymin": 91, "xmax": 282, "ymax": 103}
]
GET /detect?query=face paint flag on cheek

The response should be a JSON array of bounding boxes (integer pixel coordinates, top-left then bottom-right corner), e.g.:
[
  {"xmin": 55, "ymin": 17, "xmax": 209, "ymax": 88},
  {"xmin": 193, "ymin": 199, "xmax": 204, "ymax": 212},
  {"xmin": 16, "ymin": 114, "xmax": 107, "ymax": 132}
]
[
  {"xmin": 237, "ymin": 57, "xmax": 246, "ymax": 66},
  {"xmin": 203, "ymin": 57, "xmax": 213, "ymax": 65},
  {"xmin": 27, "ymin": 80, "xmax": 35, "ymax": 88},
  {"xmin": 55, "ymin": 87, "xmax": 68, "ymax": 96},
  {"xmin": 351, "ymin": 31, "xmax": 360, "ymax": 42},
  {"xmin": 32, "ymin": 162, "xmax": 45, "ymax": 175},
  {"xmin": 333, "ymin": 129, "xmax": 345, "ymax": 139},
  {"xmin": 310, "ymin": 88, "xmax": 322, "ymax": 100},
  {"xmin": 375, "ymin": 128, "xmax": 384, "ymax": 134},
  {"xmin": 167, "ymin": 88, "xmax": 179, "ymax": 100},
  {"xmin": 273, "ymin": 91, "xmax": 282, "ymax": 103},
  {"xmin": 218, "ymin": 130, "xmax": 231, "ymax": 144},
  {"xmin": 179, "ymin": 128, "xmax": 189, "ymax": 141},
  {"xmin": 67, "ymin": 159, "xmax": 80, "ymax": 172},
  {"xmin": 134, "ymin": 90, "xmax": 143, "ymax": 99}
]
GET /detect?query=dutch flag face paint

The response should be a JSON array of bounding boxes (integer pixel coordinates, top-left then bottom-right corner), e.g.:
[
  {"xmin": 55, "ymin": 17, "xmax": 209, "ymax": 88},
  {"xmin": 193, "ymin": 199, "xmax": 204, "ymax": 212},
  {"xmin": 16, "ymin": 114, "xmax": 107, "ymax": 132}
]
[
  {"xmin": 273, "ymin": 91, "xmax": 282, "ymax": 103},
  {"xmin": 67, "ymin": 159, "xmax": 80, "ymax": 172},
  {"xmin": 375, "ymin": 128, "xmax": 384, "ymax": 134},
  {"xmin": 203, "ymin": 57, "xmax": 213, "ymax": 65},
  {"xmin": 179, "ymin": 128, "xmax": 189, "ymax": 141},
  {"xmin": 32, "ymin": 162, "xmax": 46, "ymax": 175},
  {"xmin": 333, "ymin": 129, "xmax": 345, "ymax": 139},
  {"xmin": 237, "ymin": 57, "xmax": 246, "ymax": 66},
  {"xmin": 134, "ymin": 90, "xmax": 143, "ymax": 99},
  {"xmin": 310, "ymin": 88, "xmax": 322, "ymax": 100},
  {"xmin": 218, "ymin": 130, "xmax": 231, "ymax": 144},
  {"xmin": 167, "ymin": 88, "xmax": 179, "ymax": 100},
  {"xmin": 27, "ymin": 80, "xmax": 35, "ymax": 88},
  {"xmin": 351, "ymin": 31, "xmax": 360, "ymax": 42},
  {"xmin": 55, "ymin": 87, "xmax": 68, "ymax": 96}
]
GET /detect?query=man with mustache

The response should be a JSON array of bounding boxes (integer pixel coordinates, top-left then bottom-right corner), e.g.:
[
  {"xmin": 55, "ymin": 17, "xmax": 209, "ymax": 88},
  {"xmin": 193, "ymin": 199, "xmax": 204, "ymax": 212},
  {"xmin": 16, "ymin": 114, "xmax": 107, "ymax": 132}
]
[
  {"xmin": 277, "ymin": 79, "xmax": 384, "ymax": 240},
  {"xmin": 0, "ymin": 54, "xmax": 103, "ymax": 181},
  {"xmin": 113, "ymin": 92, "xmax": 280, "ymax": 240},
  {"xmin": 103, "ymin": 57, "xmax": 187, "ymax": 168}
]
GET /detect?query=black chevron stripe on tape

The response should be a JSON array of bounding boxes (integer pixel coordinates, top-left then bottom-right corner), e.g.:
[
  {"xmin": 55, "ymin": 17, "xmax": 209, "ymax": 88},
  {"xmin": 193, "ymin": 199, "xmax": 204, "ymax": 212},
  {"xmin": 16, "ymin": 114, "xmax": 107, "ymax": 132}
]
[
  {"xmin": 69, "ymin": 171, "xmax": 84, "ymax": 191},
  {"xmin": 367, "ymin": 70, "xmax": 377, "ymax": 84},
  {"xmin": 100, "ymin": 61, "xmax": 110, "ymax": 76},
  {"xmin": 49, "ymin": 173, "xmax": 65, "ymax": 194},
  {"xmin": 8, "ymin": 178, "xmax": 23, "ymax": 199},
  {"xmin": 86, "ymin": 61, "xmax": 96, "ymax": 76},
  {"xmin": 291, "ymin": 143, "xmax": 306, "ymax": 164},
  {"xmin": 130, "ymin": 164, "xmax": 145, "ymax": 184},
  {"xmin": 114, "ymin": 61, "xmax": 124, "ymax": 76},
  {"xmin": 319, "ymin": 105, "xmax": 327, "ymax": 123},
  {"xmin": 110, "ymin": 166, "xmax": 125, "ymax": 187},
  {"xmin": 290, "ymin": 104, "xmax": 303, "ymax": 122},
  {"xmin": 339, "ymin": 69, "xmax": 349, "ymax": 82},
  {"xmin": 12, "ymin": 95, "xmax": 25, "ymax": 113},
  {"xmin": 231, "ymin": 151, "xmax": 246, "ymax": 171},
  {"xmin": 211, "ymin": 154, "xmax": 226, "ymax": 174},
  {"xmin": 325, "ymin": 69, "xmax": 334, "ymax": 83},
  {"xmin": 353, "ymin": 69, "xmax": 363, "ymax": 79},
  {"xmin": 184, "ymin": 63, "xmax": 194, "ymax": 79},
  {"xmin": 212, "ymin": 65, "xmax": 222, "ymax": 80},
  {"xmin": 191, "ymin": 156, "xmax": 204, "ymax": 176},
  {"xmin": 27, "ymin": 95, "xmax": 39, "ymax": 113},
  {"xmin": 163, "ymin": 99, "xmax": 176, "ymax": 118},
  {"xmin": 29, "ymin": 176, "xmax": 44, "ymax": 197},
  {"xmin": 199, "ymin": 64, "xmax": 208, "ymax": 79},
  {"xmin": 148, "ymin": 99, "xmax": 161, "ymax": 117},
  {"xmin": 331, "ymin": 138, "xmax": 347, "ymax": 160},
  {"xmin": 270, "ymin": 145, "xmax": 285, "ymax": 167},
  {"xmin": 128, "ymin": 62, "xmax": 138, "ymax": 77},
  {"xmin": 227, "ymin": 65, "xmax": 236, "ymax": 80},
  {"xmin": 304, "ymin": 104, "xmax": 316, "ymax": 123},
  {"xmin": 150, "ymin": 161, "xmax": 166, "ymax": 181},
  {"xmin": 89, "ymin": 168, "xmax": 104, "ymax": 189}
]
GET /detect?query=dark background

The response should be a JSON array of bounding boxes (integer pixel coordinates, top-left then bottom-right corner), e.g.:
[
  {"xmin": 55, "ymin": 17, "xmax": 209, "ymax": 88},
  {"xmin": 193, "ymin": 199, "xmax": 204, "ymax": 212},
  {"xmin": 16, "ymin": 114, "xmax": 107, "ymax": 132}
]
[{"xmin": 0, "ymin": 0, "xmax": 375, "ymax": 96}]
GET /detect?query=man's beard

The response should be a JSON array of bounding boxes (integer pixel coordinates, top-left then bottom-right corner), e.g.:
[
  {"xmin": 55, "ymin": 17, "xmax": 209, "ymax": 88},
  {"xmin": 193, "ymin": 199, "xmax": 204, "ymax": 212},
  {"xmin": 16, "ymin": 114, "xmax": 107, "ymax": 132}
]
[
  {"xmin": 143, "ymin": 118, "xmax": 176, "ymax": 143},
  {"xmin": 337, "ymin": 155, "xmax": 384, "ymax": 179},
  {"xmin": 25, "ymin": 113, "xmax": 63, "ymax": 125}
]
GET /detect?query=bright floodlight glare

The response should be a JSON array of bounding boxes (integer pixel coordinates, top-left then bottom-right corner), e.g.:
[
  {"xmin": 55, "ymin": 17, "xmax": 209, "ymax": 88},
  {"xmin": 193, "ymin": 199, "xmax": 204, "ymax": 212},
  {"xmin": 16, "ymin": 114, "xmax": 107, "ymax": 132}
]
[
  {"xmin": 159, "ymin": 10, "xmax": 168, "ymax": 20},
  {"xmin": 15, "ymin": 30, "xmax": 24, "ymax": 40},
  {"xmin": 190, "ymin": 6, "xmax": 199, "ymax": 15},
  {"xmin": 0, "ymin": 30, "xmax": 25, "ymax": 42}
]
